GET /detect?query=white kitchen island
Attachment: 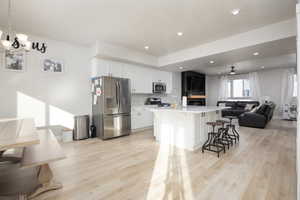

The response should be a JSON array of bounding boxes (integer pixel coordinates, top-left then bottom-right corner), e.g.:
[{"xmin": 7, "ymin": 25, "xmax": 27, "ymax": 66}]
[{"xmin": 149, "ymin": 106, "xmax": 226, "ymax": 151}]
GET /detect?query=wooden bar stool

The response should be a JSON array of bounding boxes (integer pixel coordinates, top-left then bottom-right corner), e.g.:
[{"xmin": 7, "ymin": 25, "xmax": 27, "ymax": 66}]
[{"xmin": 202, "ymin": 121, "xmax": 225, "ymax": 157}]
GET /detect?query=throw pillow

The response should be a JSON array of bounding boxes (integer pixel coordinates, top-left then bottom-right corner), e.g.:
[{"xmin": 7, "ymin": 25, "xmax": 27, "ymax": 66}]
[
  {"xmin": 245, "ymin": 104, "xmax": 255, "ymax": 111},
  {"xmin": 219, "ymin": 103, "xmax": 226, "ymax": 107},
  {"xmin": 257, "ymin": 104, "xmax": 267, "ymax": 115},
  {"xmin": 250, "ymin": 106, "xmax": 259, "ymax": 113}
]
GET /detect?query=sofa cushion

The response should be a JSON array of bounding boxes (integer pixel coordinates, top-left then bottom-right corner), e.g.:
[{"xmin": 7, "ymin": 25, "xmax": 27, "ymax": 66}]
[
  {"xmin": 225, "ymin": 102, "xmax": 236, "ymax": 108},
  {"xmin": 218, "ymin": 103, "xmax": 226, "ymax": 107},
  {"xmin": 222, "ymin": 109, "xmax": 245, "ymax": 117},
  {"xmin": 245, "ymin": 104, "xmax": 256, "ymax": 111},
  {"xmin": 250, "ymin": 106, "xmax": 259, "ymax": 113},
  {"xmin": 236, "ymin": 102, "xmax": 246, "ymax": 109},
  {"xmin": 230, "ymin": 109, "xmax": 246, "ymax": 115},
  {"xmin": 256, "ymin": 104, "xmax": 267, "ymax": 115}
]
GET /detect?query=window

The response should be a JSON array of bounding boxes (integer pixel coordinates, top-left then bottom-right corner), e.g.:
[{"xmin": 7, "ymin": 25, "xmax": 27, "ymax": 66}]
[
  {"xmin": 293, "ymin": 74, "xmax": 297, "ymax": 97},
  {"xmin": 227, "ymin": 81, "xmax": 231, "ymax": 98},
  {"xmin": 227, "ymin": 79, "xmax": 251, "ymax": 98}
]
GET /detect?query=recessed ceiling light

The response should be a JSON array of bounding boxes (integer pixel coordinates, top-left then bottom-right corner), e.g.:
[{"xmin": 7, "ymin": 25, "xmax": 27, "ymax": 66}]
[
  {"xmin": 261, "ymin": 66, "xmax": 265, "ymax": 69},
  {"xmin": 179, "ymin": 66, "xmax": 184, "ymax": 69},
  {"xmin": 177, "ymin": 32, "xmax": 183, "ymax": 36},
  {"xmin": 209, "ymin": 60, "xmax": 215, "ymax": 64},
  {"xmin": 144, "ymin": 46, "xmax": 149, "ymax": 50},
  {"xmin": 231, "ymin": 9, "xmax": 240, "ymax": 15},
  {"xmin": 253, "ymin": 52, "xmax": 259, "ymax": 56}
]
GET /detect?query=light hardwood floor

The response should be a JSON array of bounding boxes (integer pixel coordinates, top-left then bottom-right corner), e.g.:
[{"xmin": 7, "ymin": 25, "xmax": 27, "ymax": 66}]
[{"xmin": 36, "ymin": 120, "xmax": 296, "ymax": 200}]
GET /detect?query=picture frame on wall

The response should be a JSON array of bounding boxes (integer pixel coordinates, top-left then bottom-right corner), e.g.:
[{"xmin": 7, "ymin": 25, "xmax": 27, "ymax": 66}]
[
  {"xmin": 3, "ymin": 50, "xmax": 26, "ymax": 72},
  {"xmin": 42, "ymin": 58, "xmax": 64, "ymax": 73}
]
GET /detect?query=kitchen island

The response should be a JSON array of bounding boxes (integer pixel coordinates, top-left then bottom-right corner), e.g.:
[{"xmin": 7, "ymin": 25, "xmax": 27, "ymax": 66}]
[{"xmin": 149, "ymin": 106, "xmax": 226, "ymax": 151}]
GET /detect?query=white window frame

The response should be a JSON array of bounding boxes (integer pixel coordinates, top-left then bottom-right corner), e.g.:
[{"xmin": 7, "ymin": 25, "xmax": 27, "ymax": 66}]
[
  {"xmin": 293, "ymin": 74, "xmax": 297, "ymax": 97},
  {"xmin": 227, "ymin": 78, "xmax": 252, "ymax": 99}
]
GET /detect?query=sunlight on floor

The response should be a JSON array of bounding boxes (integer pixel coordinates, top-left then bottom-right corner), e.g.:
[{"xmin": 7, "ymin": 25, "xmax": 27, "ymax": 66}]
[{"xmin": 146, "ymin": 142, "xmax": 195, "ymax": 200}]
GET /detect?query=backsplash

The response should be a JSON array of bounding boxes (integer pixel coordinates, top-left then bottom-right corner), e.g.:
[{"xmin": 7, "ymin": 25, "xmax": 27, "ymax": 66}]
[{"xmin": 131, "ymin": 93, "xmax": 181, "ymax": 106}]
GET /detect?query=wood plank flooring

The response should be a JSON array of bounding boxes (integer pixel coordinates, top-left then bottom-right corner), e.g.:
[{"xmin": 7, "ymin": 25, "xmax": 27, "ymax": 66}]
[{"xmin": 36, "ymin": 120, "xmax": 296, "ymax": 200}]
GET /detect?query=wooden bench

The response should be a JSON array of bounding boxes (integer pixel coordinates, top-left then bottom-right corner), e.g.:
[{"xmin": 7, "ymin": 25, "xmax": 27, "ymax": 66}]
[{"xmin": 20, "ymin": 129, "xmax": 66, "ymax": 199}]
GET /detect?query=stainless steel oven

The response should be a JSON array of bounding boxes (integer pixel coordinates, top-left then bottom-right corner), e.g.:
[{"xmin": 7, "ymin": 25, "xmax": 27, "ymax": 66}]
[{"xmin": 153, "ymin": 82, "xmax": 166, "ymax": 94}]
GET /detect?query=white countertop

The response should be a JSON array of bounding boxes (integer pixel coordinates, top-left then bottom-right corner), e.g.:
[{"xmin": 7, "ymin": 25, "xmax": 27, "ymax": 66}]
[{"xmin": 148, "ymin": 106, "xmax": 227, "ymax": 114}]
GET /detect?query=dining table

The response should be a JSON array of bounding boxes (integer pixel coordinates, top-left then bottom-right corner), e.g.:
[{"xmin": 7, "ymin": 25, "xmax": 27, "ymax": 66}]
[
  {"xmin": 0, "ymin": 118, "xmax": 40, "ymax": 152},
  {"xmin": 0, "ymin": 118, "xmax": 65, "ymax": 199}
]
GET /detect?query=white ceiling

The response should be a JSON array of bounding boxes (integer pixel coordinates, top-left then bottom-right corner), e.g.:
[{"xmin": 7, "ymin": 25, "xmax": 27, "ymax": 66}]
[
  {"xmin": 0, "ymin": 0, "xmax": 296, "ymax": 56},
  {"xmin": 197, "ymin": 53, "xmax": 296, "ymax": 75},
  {"xmin": 161, "ymin": 37, "xmax": 297, "ymax": 74}
]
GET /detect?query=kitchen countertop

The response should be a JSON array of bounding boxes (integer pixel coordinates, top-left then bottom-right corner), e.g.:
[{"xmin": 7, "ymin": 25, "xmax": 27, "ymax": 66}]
[{"xmin": 148, "ymin": 106, "xmax": 227, "ymax": 114}]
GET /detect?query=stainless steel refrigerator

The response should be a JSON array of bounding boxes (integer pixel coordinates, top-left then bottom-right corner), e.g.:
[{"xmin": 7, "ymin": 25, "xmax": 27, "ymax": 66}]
[{"xmin": 92, "ymin": 76, "xmax": 131, "ymax": 140}]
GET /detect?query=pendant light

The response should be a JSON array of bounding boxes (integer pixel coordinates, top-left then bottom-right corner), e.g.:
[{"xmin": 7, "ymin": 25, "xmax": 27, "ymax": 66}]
[{"xmin": 0, "ymin": 0, "xmax": 47, "ymax": 53}]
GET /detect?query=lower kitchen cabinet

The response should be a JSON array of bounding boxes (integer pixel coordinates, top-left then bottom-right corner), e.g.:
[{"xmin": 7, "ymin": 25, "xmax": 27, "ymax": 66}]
[{"xmin": 131, "ymin": 106, "xmax": 153, "ymax": 130}]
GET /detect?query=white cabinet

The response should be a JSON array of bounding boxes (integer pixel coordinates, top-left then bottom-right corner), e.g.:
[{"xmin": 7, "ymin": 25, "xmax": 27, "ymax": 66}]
[
  {"xmin": 131, "ymin": 106, "xmax": 153, "ymax": 130},
  {"xmin": 91, "ymin": 58, "xmax": 173, "ymax": 94},
  {"xmin": 108, "ymin": 61, "xmax": 123, "ymax": 78},
  {"xmin": 124, "ymin": 64, "xmax": 152, "ymax": 94},
  {"xmin": 92, "ymin": 59, "xmax": 123, "ymax": 77},
  {"xmin": 150, "ymin": 69, "xmax": 173, "ymax": 94},
  {"xmin": 91, "ymin": 58, "xmax": 109, "ymax": 77}
]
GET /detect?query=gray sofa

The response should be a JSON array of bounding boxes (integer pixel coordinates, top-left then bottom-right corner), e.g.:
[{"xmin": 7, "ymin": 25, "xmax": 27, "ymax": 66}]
[
  {"xmin": 238, "ymin": 102, "xmax": 276, "ymax": 128},
  {"xmin": 217, "ymin": 100, "xmax": 260, "ymax": 117}
]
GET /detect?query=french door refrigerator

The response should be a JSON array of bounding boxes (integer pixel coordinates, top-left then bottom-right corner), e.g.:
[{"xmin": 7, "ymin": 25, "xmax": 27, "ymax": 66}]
[{"xmin": 92, "ymin": 76, "xmax": 131, "ymax": 140}]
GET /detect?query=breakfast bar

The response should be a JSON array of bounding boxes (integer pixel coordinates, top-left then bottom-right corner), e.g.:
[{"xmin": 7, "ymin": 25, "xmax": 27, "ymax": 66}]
[{"xmin": 149, "ymin": 106, "xmax": 226, "ymax": 151}]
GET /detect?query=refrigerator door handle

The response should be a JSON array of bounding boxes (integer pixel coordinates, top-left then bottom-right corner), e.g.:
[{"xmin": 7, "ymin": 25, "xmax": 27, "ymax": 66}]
[
  {"xmin": 117, "ymin": 81, "xmax": 121, "ymax": 112},
  {"xmin": 115, "ymin": 81, "xmax": 119, "ymax": 111}
]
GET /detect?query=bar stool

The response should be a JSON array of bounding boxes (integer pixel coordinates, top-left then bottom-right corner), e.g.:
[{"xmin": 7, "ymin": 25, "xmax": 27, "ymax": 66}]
[
  {"xmin": 216, "ymin": 119, "xmax": 233, "ymax": 149},
  {"xmin": 202, "ymin": 121, "xmax": 225, "ymax": 157},
  {"xmin": 224, "ymin": 116, "xmax": 240, "ymax": 143}
]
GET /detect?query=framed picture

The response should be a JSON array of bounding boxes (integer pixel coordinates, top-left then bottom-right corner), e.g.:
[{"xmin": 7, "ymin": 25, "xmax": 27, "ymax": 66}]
[
  {"xmin": 3, "ymin": 50, "xmax": 26, "ymax": 72},
  {"xmin": 42, "ymin": 58, "xmax": 64, "ymax": 73}
]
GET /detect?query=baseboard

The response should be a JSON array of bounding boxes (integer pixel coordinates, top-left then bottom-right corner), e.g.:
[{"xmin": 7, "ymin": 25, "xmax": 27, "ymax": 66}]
[
  {"xmin": 131, "ymin": 126, "xmax": 153, "ymax": 133},
  {"xmin": 192, "ymin": 143, "xmax": 203, "ymax": 151}
]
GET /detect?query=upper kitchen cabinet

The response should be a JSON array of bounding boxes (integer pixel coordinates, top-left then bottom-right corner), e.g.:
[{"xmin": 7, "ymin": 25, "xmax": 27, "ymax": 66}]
[
  {"xmin": 91, "ymin": 58, "xmax": 123, "ymax": 78},
  {"xmin": 152, "ymin": 70, "xmax": 173, "ymax": 94},
  {"xmin": 91, "ymin": 58, "xmax": 109, "ymax": 77},
  {"xmin": 91, "ymin": 58, "xmax": 173, "ymax": 94},
  {"xmin": 108, "ymin": 61, "xmax": 124, "ymax": 78},
  {"xmin": 123, "ymin": 64, "xmax": 152, "ymax": 94}
]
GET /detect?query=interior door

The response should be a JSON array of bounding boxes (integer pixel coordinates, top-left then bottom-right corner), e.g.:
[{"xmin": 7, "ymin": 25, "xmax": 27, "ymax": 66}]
[
  {"xmin": 103, "ymin": 114, "xmax": 131, "ymax": 139},
  {"xmin": 103, "ymin": 77, "xmax": 119, "ymax": 115},
  {"xmin": 118, "ymin": 78, "xmax": 131, "ymax": 114}
]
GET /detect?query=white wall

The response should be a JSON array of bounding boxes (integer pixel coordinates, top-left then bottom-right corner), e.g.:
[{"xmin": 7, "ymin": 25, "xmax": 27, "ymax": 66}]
[
  {"xmin": 296, "ymin": 4, "xmax": 300, "ymax": 200},
  {"xmin": 206, "ymin": 75, "xmax": 220, "ymax": 107},
  {"xmin": 206, "ymin": 67, "xmax": 295, "ymax": 118},
  {"xmin": 0, "ymin": 35, "xmax": 91, "ymax": 128}
]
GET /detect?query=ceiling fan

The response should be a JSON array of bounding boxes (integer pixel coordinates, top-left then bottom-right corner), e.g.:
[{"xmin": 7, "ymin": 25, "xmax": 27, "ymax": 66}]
[{"xmin": 228, "ymin": 66, "xmax": 236, "ymax": 75}]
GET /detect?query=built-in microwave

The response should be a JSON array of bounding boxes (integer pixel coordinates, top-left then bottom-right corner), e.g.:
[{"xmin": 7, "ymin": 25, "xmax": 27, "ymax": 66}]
[{"xmin": 153, "ymin": 82, "xmax": 166, "ymax": 94}]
